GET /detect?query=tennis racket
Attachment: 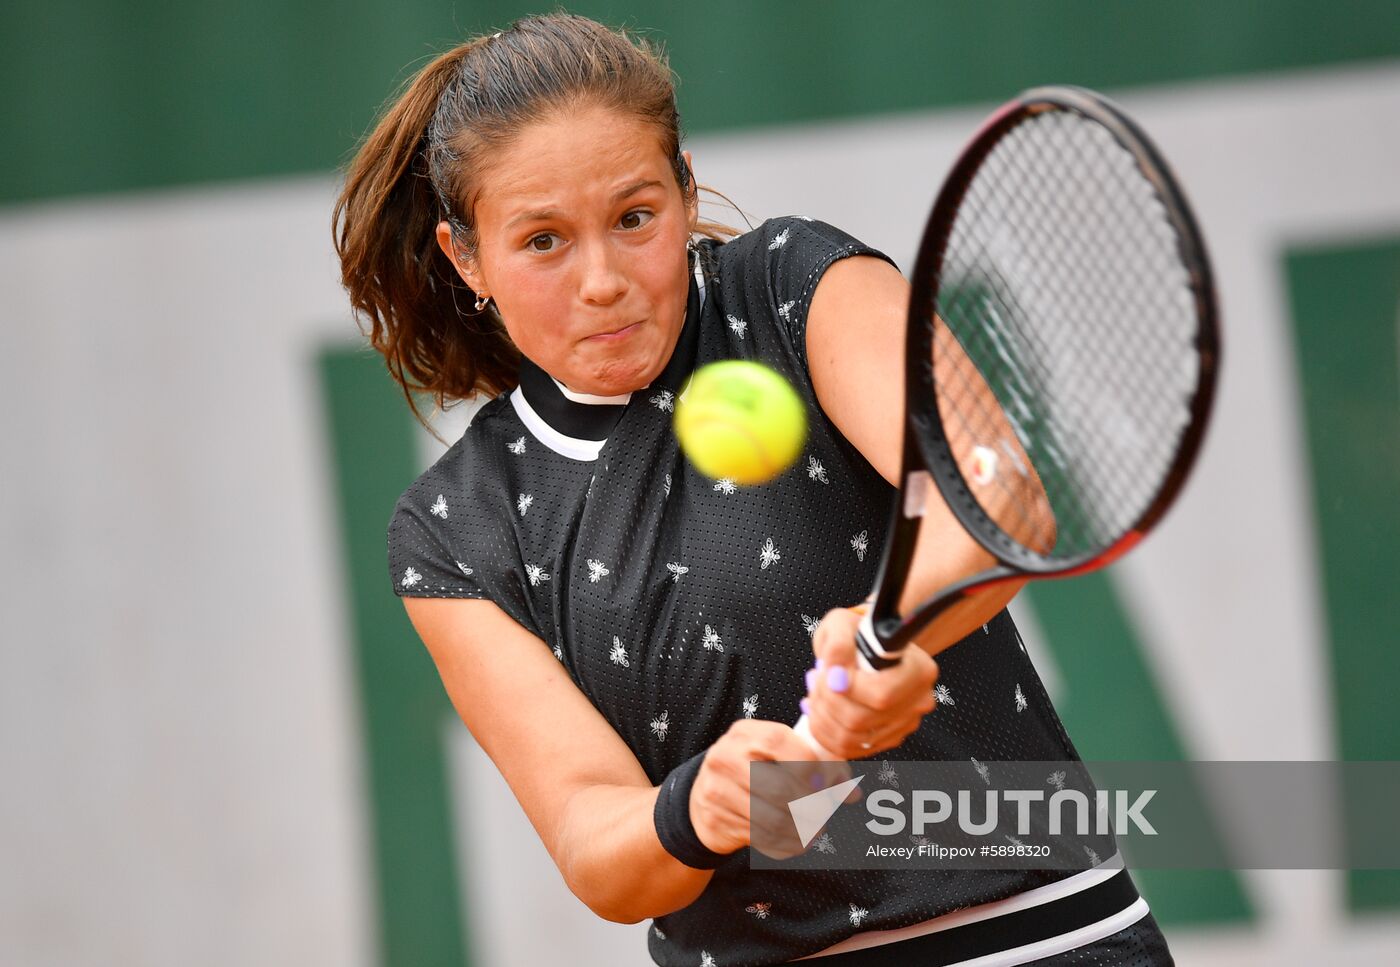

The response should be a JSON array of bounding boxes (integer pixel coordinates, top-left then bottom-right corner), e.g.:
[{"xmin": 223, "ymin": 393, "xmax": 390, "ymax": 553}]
[{"xmin": 794, "ymin": 85, "xmax": 1219, "ymax": 754}]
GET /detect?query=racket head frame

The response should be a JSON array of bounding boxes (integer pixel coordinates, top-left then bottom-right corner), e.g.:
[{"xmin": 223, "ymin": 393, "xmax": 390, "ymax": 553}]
[{"xmin": 859, "ymin": 85, "xmax": 1221, "ymax": 663}]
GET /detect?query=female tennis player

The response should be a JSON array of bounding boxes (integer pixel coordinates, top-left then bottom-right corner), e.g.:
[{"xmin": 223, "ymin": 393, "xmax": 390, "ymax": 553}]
[{"xmin": 335, "ymin": 13, "xmax": 1172, "ymax": 966}]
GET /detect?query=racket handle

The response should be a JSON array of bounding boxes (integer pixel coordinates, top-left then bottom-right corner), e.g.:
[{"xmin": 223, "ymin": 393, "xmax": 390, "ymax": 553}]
[
  {"xmin": 854, "ymin": 609, "xmax": 903, "ymax": 670},
  {"xmin": 791, "ymin": 714, "xmax": 833, "ymax": 757},
  {"xmin": 793, "ymin": 612, "xmax": 886, "ymax": 758}
]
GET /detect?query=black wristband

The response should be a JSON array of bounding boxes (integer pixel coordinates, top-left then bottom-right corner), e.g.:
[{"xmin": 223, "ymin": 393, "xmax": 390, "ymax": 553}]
[{"xmin": 653, "ymin": 750, "xmax": 730, "ymax": 870}]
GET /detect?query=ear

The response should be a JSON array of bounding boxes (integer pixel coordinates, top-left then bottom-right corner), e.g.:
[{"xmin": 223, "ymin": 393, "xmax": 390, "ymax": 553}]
[
  {"xmin": 682, "ymin": 149, "xmax": 699, "ymax": 232},
  {"xmin": 435, "ymin": 220, "xmax": 487, "ymax": 296}
]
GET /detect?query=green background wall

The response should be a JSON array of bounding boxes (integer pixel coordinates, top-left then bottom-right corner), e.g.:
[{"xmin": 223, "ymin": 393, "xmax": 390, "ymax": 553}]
[{"xmin": 7, "ymin": 0, "xmax": 1400, "ymax": 206}]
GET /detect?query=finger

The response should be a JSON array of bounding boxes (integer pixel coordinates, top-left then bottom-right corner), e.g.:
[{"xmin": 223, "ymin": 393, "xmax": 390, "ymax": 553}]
[
  {"xmin": 750, "ymin": 723, "xmax": 831, "ymax": 765},
  {"xmin": 813, "ymin": 649, "xmax": 939, "ymax": 758},
  {"xmin": 760, "ymin": 762, "xmax": 855, "ymax": 810},
  {"xmin": 751, "ymin": 793, "xmax": 839, "ymax": 858},
  {"xmin": 758, "ymin": 766, "xmax": 816, "ymax": 807},
  {"xmin": 811, "ymin": 607, "xmax": 861, "ymax": 670},
  {"xmin": 810, "ymin": 663, "xmax": 932, "ymax": 738},
  {"xmin": 751, "ymin": 818, "xmax": 807, "ymax": 860},
  {"xmin": 808, "ymin": 708, "xmax": 871, "ymax": 762},
  {"xmin": 856, "ymin": 663, "xmax": 939, "ymax": 724},
  {"xmin": 750, "ymin": 794, "xmax": 797, "ymax": 834},
  {"xmin": 788, "ymin": 758, "xmax": 854, "ymax": 796},
  {"xmin": 840, "ymin": 648, "xmax": 939, "ymax": 715},
  {"xmin": 858, "ymin": 712, "xmax": 928, "ymax": 757},
  {"xmin": 705, "ymin": 765, "xmax": 807, "ymax": 835},
  {"xmin": 719, "ymin": 724, "xmax": 832, "ymax": 797},
  {"xmin": 689, "ymin": 784, "xmax": 752, "ymax": 852},
  {"xmin": 820, "ymin": 758, "xmax": 856, "ymax": 789},
  {"xmin": 809, "ymin": 615, "xmax": 872, "ymax": 738},
  {"xmin": 693, "ymin": 758, "xmax": 758, "ymax": 818},
  {"xmin": 810, "ymin": 684, "xmax": 880, "ymax": 734},
  {"xmin": 809, "ymin": 692, "xmax": 925, "ymax": 760}
]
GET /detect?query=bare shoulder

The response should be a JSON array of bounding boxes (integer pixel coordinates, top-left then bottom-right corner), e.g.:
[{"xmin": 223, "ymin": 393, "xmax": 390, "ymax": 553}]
[{"xmin": 805, "ymin": 255, "xmax": 910, "ymax": 486}]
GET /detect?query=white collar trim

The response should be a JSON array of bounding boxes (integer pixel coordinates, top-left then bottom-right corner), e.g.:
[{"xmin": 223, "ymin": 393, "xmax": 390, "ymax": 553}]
[
  {"xmin": 509, "ymin": 388, "xmax": 606, "ymax": 461},
  {"xmin": 550, "ymin": 378, "xmax": 632, "ymax": 406}
]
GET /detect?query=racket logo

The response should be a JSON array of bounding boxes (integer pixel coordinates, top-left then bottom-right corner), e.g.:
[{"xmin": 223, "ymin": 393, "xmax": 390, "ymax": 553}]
[{"xmin": 969, "ymin": 445, "xmax": 999, "ymax": 485}]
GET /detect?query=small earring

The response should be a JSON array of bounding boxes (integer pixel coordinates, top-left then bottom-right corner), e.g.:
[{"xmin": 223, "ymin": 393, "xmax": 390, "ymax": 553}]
[{"xmin": 474, "ymin": 294, "xmax": 492, "ymax": 312}]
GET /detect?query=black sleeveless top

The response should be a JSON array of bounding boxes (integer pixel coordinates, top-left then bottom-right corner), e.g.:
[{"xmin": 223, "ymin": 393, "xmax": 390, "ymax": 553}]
[{"xmin": 387, "ymin": 218, "xmax": 1087, "ymax": 966}]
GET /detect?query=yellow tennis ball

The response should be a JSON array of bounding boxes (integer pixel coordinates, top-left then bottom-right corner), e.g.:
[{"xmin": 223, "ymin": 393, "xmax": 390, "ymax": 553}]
[{"xmin": 674, "ymin": 360, "xmax": 807, "ymax": 485}]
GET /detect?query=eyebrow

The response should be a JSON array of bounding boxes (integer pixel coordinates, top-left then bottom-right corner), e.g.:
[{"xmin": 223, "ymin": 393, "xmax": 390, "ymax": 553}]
[{"xmin": 504, "ymin": 179, "xmax": 664, "ymax": 229}]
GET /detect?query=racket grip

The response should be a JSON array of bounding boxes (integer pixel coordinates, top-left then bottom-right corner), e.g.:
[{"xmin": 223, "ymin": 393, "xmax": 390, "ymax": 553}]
[
  {"xmin": 793, "ymin": 613, "xmax": 884, "ymax": 759},
  {"xmin": 792, "ymin": 714, "xmax": 835, "ymax": 758},
  {"xmin": 854, "ymin": 609, "xmax": 903, "ymax": 670}
]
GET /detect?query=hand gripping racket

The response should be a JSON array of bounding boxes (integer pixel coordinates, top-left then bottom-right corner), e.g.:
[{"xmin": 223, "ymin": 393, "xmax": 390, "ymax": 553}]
[{"xmin": 794, "ymin": 86, "xmax": 1220, "ymax": 754}]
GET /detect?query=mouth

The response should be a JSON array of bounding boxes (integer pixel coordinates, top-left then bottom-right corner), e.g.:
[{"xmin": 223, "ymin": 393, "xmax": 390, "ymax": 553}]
[{"xmin": 587, "ymin": 320, "xmax": 643, "ymax": 342}]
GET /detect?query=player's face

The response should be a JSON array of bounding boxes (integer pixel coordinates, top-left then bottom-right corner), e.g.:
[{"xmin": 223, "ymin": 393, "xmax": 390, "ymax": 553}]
[{"xmin": 448, "ymin": 104, "xmax": 698, "ymax": 396}]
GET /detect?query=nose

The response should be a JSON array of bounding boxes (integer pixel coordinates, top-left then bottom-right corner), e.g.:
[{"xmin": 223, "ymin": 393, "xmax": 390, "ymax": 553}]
[{"xmin": 577, "ymin": 238, "xmax": 628, "ymax": 307}]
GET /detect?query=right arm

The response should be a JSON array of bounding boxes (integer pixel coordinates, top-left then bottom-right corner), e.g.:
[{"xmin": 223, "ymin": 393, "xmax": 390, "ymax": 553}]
[{"xmin": 402, "ymin": 596, "xmax": 828, "ymax": 923}]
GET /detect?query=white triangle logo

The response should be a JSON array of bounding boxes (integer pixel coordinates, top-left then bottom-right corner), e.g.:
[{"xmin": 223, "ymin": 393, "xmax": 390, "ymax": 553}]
[{"xmin": 788, "ymin": 775, "xmax": 864, "ymax": 848}]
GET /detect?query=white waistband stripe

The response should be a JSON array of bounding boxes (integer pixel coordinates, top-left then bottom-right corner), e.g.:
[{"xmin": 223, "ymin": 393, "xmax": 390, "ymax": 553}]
[
  {"xmin": 951, "ymin": 898, "xmax": 1149, "ymax": 967},
  {"xmin": 798, "ymin": 854, "xmax": 1132, "ymax": 961}
]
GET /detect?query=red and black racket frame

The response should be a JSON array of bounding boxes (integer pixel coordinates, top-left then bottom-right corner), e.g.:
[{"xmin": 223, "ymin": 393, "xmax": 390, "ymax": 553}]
[{"xmin": 854, "ymin": 86, "xmax": 1222, "ymax": 671}]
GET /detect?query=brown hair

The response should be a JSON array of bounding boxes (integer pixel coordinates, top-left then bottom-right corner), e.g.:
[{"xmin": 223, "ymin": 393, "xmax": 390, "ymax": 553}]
[{"xmin": 333, "ymin": 13, "xmax": 737, "ymax": 435}]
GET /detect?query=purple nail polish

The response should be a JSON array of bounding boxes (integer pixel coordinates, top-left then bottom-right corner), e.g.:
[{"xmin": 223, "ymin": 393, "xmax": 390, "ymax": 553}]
[
  {"xmin": 827, "ymin": 666, "xmax": 850, "ymax": 693},
  {"xmin": 816, "ymin": 658, "xmax": 825, "ymax": 671},
  {"xmin": 805, "ymin": 668, "xmax": 817, "ymax": 692},
  {"xmin": 799, "ymin": 697, "xmax": 811, "ymax": 716}
]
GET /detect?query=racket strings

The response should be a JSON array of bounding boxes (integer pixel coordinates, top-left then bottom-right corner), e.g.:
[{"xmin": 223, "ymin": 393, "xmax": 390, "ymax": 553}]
[
  {"xmin": 989, "ymin": 121, "xmax": 1184, "ymax": 384},
  {"xmin": 1054, "ymin": 122, "xmax": 1199, "ymax": 495},
  {"xmin": 931, "ymin": 318, "xmax": 1057, "ymax": 553},
  {"xmin": 936, "ymin": 158, "xmax": 1131, "ymax": 551},
  {"xmin": 994, "ymin": 123, "xmax": 1187, "ymax": 549},
  {"xmin": 927, "ymin": 108, "xmax": 1202, "ymax": 562},
  {"xmin": 931, "ymin": 265, "xmax": 1071, "ymax": 545}
]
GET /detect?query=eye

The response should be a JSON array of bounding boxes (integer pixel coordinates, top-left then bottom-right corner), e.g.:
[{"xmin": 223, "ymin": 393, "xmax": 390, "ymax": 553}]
[
  {"xmin": 528, "ymin": 233, "xmax": 558, "ymax": 252},
  {"xmin": 618, "ymin": 209, "xmax": 654, "ymax": 230}
]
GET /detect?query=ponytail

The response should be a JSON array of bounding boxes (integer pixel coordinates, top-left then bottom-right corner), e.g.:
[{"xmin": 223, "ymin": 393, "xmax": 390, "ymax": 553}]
[{"xmin": 333, "ymin": 39, "xmax": 518, "ymax": 439}]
